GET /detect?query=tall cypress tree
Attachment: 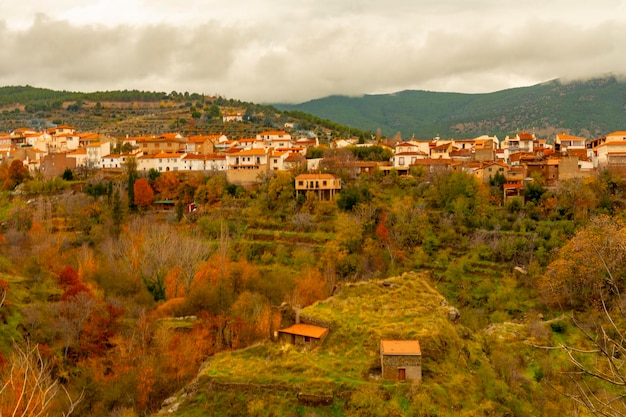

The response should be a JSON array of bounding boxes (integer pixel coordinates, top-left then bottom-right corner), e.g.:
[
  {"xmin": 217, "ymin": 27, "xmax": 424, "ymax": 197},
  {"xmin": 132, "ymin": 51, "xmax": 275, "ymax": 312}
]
[{"xmin": 124, "ymin": 156, "xmax": 138, "ymax": 211}]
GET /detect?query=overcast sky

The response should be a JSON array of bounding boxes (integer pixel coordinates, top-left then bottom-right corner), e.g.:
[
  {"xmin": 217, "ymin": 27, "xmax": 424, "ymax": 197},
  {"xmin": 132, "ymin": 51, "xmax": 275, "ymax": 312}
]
[{"xmin": 1, "ymin": 0, "xmax": 625, "ymax": 103}]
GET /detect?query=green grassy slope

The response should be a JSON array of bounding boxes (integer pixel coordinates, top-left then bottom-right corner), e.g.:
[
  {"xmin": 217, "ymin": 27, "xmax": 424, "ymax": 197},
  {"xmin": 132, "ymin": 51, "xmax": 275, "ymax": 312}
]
[{"xmin": 158, "ymin": 272, "xmax": 571, "ymax": 416}]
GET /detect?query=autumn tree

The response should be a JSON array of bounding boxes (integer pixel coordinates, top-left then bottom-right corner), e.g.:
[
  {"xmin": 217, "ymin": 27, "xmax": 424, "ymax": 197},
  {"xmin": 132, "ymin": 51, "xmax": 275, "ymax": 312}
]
[
  {"xmin": 165, "ymin": 234, "xmax": 208, "ymax": 298},
  {"xmin": 552, "ymin": 177, "xmax": 600, "ymax": 222},
  {"xmin": 134, "ymin": 178, "xmax": 155, "ymax": 208},
  {"xmin": 538, "ymin": 216, "xmax": 626, "ymax": 416},
  {"xmin": 195, "ymin": 174, "xmax": 226, "ymax": 206},
  {"xmin": 0, "ymin": 278, "xmax": 8, "ymax": 310},
  {"xmin": 0, "ymin": 343, "xmax": 81, "ymax": 416},
  {"xmin": 121, "ymin": 217, "xmax": 207, "ymax": 301},
  {"xmin": 292, "ymin": 267, "xmax": 329, "ymax": 307},
  {"xmin": 1, "ymin": 159, "xmax": 30, "ymax": 190},
  {"xmin": 153, "ymin": 171, "xmax": 181, "ymax": 200},
  {"xmin": 264, "ymin": 171, "xmax": 295, "ymax": 213},
  {"xmin": 57, "ymin": 265, "xmax": 92, "ymax": 301},
  {"xmin": 539, "ymin": 215, "xmax": 626, "ymax": 310}
]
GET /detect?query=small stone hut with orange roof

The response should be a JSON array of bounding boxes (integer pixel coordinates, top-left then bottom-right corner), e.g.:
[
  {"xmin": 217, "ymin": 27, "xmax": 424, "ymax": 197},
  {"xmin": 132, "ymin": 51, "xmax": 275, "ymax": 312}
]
[
  {"xmin": 380, "ymin": 340, "xmax": 422, "ymax": 382},
  {"xmin": 278, "ymin": 323, "xmax": 329, "ymax": 348}
]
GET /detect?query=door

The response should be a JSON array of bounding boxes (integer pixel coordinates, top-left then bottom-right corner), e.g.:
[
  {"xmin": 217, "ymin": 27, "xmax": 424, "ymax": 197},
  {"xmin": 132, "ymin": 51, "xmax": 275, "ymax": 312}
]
[{"xmin": 398, "ymin": 368, "xmax": 406, "ymax": 381}]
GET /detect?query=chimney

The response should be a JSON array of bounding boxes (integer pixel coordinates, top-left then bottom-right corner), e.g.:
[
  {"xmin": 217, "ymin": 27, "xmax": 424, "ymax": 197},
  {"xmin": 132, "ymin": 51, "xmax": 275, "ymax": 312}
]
[{"xmin": 294, "ymin": 305, "xmax": 301, "ymax": 324}]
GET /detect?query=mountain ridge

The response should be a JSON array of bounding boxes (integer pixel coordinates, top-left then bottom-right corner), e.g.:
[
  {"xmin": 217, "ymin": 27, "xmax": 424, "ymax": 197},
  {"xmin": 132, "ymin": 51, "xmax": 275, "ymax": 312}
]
[{"xmin": 276, "ymin": 76, "xmax": 626, "ymax": 139}]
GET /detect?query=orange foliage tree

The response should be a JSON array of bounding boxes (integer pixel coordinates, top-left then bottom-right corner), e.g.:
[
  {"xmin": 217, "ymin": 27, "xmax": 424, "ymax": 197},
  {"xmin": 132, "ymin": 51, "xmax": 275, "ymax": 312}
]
[
  {"xmin": 1, "ymin": 159, "xmax": 30, "ymax": 190},
  {"xmin": 58, "ymin": 265, "xmax": 92, "ymax": 301},
  {"xmin": 0, "ymin": 343, "xmax": 81, "ymax": 416},
  {"xmin": 539, "ymin": 215, "xmax": 626, "ymax": 310},
  {"xmin": 134, "ymin": 178, "xmax": 154, "ymax": 208},
  {"xmin": 292, "ymin": 267, "xmax": 330, "ymax": 307},
  {"xmin": 153, "ymin": 172, "xmax": 180, "ymax": 200}
]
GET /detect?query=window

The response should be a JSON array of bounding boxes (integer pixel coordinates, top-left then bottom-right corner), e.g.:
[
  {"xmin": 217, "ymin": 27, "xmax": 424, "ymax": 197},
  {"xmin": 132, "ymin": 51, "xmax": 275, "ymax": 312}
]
[
  {"xmin": 304, "ymin": 336, "xmax": 311, "ymax": 343},
  {"xmin": 298, "ymin": 181, "xmax": 304, "ymax": 186}
]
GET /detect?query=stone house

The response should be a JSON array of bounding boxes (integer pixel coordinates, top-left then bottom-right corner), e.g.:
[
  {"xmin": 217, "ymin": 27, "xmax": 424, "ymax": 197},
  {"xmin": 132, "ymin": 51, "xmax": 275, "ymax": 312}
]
[
  {"xmin": 278, "ymin": 323, "xmax": 329, "ymax": 348},
  {"xmin": 380, "ymin": 340, "xmax": 422, "ymax": 382}
]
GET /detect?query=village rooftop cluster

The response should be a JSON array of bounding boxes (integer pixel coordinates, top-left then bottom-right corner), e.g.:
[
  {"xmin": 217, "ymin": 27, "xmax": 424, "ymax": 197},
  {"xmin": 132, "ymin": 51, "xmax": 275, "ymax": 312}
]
[{"xmin": 1, "ymin": 124, "xmax": 626, "ymax": 201}]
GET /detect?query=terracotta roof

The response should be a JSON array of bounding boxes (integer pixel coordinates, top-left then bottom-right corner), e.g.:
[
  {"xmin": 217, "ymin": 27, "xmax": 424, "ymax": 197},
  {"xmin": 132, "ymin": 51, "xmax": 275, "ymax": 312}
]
[
  {"xmin": 279, "ymin": 324, "xmax": 328, "ymax": 339},
  {"xmin": 482, "ymin": 161, "xmax": 509, "ymax": 168},
  {"xmin": 159, "ymin": 133, "xmax": 182, "ymax": 140},
  {"xmin": 296, "ymin": 173, "xmax": 338, "ymax": 180},
  {"xmin": 233, "ymin": 148, "xmax": 266, "ymax": 156},
  {"xmin": 411, "ymin": 158, "xmax": 460, "ymax": 166},
  {"xmin": 395, "ymin": 151, "xmax": 425, "ymax": 156},
  {"xmin": 381, "ymin": 340, "xmax": 421, "ymax": 355},
  {"xmin": 154, "ymin": 152, "xmax": 185, "ymax": 158},
  {"xmin": 183, "ymin": 154, "xmax": 208, "ymax": 160},
  {"xmin": 259, "ymin": 130, "xmax": 289, "ymax": 136},
  {"xmin": 556, "ymin": 133, "xmax": 585, "ymax": 141},
  {"xmin": 285, "ymin": 153, "xmax": 305, "ymax": 163},
  {"xmin": 187, "ymin": 135, "xmax": 222, "ymax": 143}
]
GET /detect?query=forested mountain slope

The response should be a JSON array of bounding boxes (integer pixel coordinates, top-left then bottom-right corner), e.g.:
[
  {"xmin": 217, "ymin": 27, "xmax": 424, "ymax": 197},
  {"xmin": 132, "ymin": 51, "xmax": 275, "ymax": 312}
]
[{"xmin": 278, "ymin": 76, "xmax": 626, "ymax": 139}]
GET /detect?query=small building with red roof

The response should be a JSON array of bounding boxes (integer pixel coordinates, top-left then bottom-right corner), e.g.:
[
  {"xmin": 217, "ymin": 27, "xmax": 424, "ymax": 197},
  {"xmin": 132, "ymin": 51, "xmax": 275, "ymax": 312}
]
[
  {"xmin": 278, "ymin": 323, "xmax": 329, "ymax": 348},
  {"xmin": 380, "ymin": 340, "xmax": 422, "ymax": 382}
]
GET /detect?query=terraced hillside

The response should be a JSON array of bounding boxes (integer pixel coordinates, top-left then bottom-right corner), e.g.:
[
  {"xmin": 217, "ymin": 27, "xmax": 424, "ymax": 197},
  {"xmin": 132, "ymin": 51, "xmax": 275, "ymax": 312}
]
[{"xmin": 156, "ymin": 272, "xmax": 572, "ymax": 417}]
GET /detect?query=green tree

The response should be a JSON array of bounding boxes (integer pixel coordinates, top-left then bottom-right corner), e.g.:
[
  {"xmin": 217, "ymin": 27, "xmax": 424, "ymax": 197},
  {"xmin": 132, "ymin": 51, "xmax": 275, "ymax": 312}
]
[
  {"xmin": 266, "ymin": 172, "xmax": 295, "ymax": 212},
  {"xmin": 337, "ymin": 185, "xmax": 372, "ymax": 211},
  {"xmin": 207, "ymin": 104, "xmax": 221, "ymax": 120},
  {"xmin": 147, "ymin": 168, "xmax": 161, "ymax": 185},
  {"xmin": 110, "ymin": 188, "xmax": 124, "ymax": 238},
  {"xmin": 62, "ymin": 168, "xmax": 74, "ymax": 181},
  {"xmin": 124, "ymin": 157, "xmax": 138, "ymax": 210},
  {"xmin": 523, "ymin": 181, "xmax": 547, "ymax": 205}
]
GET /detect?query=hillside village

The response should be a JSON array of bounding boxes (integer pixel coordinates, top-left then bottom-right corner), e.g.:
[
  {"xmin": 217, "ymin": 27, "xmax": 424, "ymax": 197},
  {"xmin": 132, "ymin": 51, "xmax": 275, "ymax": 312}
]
[
  {"xmin": 1, "ymin": 122, "xmax": 625, "ymax": 200},
  {"xmin": 3, "ymin": 110, "xmax": 626, "ymax": 416}
]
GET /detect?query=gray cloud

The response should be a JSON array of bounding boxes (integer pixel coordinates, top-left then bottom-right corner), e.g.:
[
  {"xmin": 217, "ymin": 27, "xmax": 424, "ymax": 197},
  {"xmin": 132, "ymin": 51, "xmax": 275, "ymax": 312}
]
[{"xmin": 0, "ymin": 1, "xmax": 625, "ymax": 103}]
